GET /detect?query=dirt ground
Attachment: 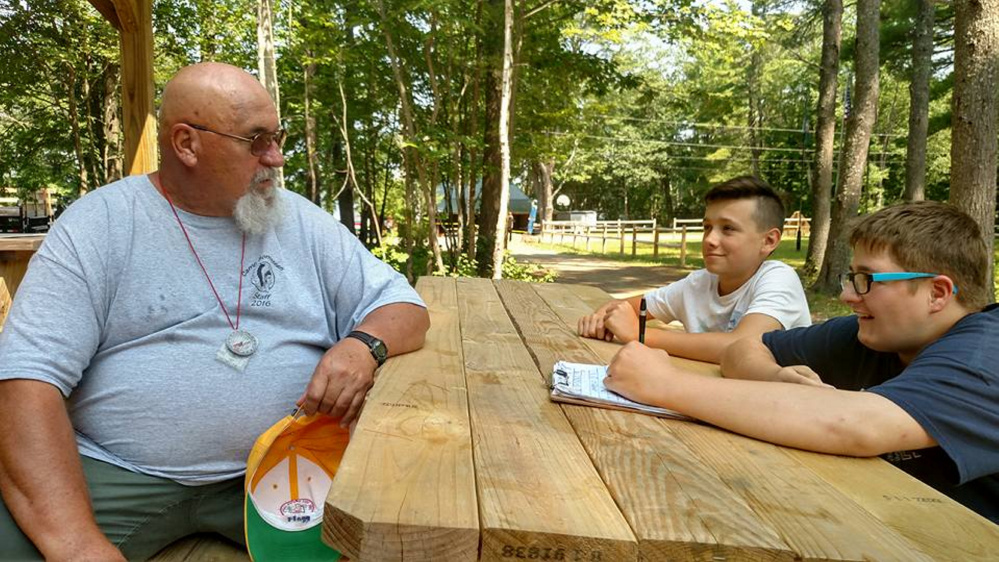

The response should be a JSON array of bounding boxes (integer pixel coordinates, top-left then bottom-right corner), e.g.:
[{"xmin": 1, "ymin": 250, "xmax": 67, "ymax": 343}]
[{"xmin": 507, "ymin": 234, "xmax": 688, "ymax": 299}]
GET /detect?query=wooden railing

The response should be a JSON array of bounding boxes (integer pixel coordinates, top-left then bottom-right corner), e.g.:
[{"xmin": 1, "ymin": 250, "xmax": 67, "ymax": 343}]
[
  {"xmin": 540, "ymin": 219, "xmax": 702, "ymax": 266},
  {"xmin": 539, "ymin": 215, "xmax": 811, "ymax": 266}
]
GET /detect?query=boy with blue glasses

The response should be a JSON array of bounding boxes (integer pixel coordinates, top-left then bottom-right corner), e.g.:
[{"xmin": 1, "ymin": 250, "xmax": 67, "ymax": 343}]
[{"xmin": 604, "ymin": 201, "xmax": 998, "ymax": 523}]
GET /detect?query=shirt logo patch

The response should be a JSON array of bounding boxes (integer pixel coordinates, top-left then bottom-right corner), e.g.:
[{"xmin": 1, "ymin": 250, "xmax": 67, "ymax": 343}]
[{"xmin": 244, "ymin": 255, "xmax": 285, "ymax": 307}]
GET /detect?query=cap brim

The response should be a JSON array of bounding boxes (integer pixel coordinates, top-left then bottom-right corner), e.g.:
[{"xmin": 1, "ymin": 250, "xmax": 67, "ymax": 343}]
[{"xmin": 245, "ymin": 494, "xmax": 342, "ymax": 561}]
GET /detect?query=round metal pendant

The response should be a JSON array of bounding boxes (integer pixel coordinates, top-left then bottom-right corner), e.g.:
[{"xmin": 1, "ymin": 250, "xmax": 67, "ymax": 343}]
[{"xmin": 226, "ymin": 329, "xmax": 258, "ymax": 357}]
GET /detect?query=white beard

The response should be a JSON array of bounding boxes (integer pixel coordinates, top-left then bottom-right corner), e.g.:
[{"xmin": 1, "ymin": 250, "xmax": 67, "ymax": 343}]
[{"xmin": 233, "ymin": 169, "xmax": 286, "ymax": 236}]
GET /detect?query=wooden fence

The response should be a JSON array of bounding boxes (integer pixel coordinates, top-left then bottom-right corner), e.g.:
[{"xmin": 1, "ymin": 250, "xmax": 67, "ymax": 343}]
[
  {"xmin": 539, "ymin": 215, "xmax": 812, "ymax": 267},
  {"xmin": 539, "ymin": 219, "xmax": 701, "ymax": 266}
]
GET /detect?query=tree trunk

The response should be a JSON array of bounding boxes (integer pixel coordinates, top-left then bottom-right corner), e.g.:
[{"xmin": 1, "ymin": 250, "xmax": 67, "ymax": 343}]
[
  {"xmin": 904, "ymin": 0, "xmax": 935, "ymax": 202},
  {"xmin": 950, "ymin": 0, "xmax": 999, "ymax": 300},
  {"xmin": 102, "ymin": 64, "xmax": 123, "ymax": 184},
  {"xmin": 814, "ymin": 0, "xmax": 880, "ymax": 294},
  {"xmin": 536, "ymin": 159, "xmax": 554, "ymax": 232},
  {"xmin": 475, "ymin": 0, "xmax": 504, "ymax": 277},
  {"xmin": 375, "ymin": 0, "xmax": 442, "ymax": 274},
  {"xmin": 489, "ymin": 0, "xmax": 515, "ymax": 279},
  {"xmin": 304, "ymin": 57, "xmax": 322, "ymax": 205},
  {"xmin": 256, "ymin": 0, "xmax": 284, "ymax": 189},
  {"xmin": 66, "ymin": 66, "xmax": 89, "ymax": 196},
  {"xmin": 804, "ymin": 0, "xmax": 842, "ymax": 278},
  {"xmin": 661, "ymin": 172, "xmax": 674, "ymax": 225}
]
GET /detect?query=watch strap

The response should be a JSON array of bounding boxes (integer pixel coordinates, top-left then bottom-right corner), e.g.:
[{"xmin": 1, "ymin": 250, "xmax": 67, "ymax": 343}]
[{"xmin": 346, "ymin": 330, "xmax": 387, "ymax": 366}]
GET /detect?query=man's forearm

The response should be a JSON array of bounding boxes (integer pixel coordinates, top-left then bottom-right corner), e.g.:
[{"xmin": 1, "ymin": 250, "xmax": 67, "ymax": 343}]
[
  {"xmin": 354, "ymin": 302, "xmax": 430, "ymax": 356},
  {"xmin": 0, "ymin": 380, "xmax": 115, "ymax": 558}
]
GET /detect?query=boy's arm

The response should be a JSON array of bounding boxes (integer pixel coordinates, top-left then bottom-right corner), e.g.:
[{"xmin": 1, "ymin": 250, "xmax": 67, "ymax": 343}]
[
  {"xmin": 605, "ymin": 342, "xmax": 936, "ymax": 456},
  {"xmin": 638, "ymin": 313, "xmax": 782, "ymax": 363},
  {"xmin": 722, "ymin": 335, "xmax": 830, "ymax": 387}
]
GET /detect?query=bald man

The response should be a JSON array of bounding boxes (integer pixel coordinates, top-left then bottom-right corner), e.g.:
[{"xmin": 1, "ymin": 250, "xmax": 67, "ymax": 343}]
[{"xmin": 0, "ymin": 63, "xmax": 429, "ymax": 560}]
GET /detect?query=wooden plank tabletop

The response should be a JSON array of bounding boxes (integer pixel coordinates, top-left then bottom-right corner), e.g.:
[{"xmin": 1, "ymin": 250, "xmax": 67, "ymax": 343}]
[
  {"xmin": 0, "ymin": 233, "xmax": 45, "ymax": 251},
  {"xmin": 323, "ymin": 276, "xmax": 479, "ymax": 560},
  {"xmin": 323, "ymin": 278, "xmax": 999, "ymax": 561}
]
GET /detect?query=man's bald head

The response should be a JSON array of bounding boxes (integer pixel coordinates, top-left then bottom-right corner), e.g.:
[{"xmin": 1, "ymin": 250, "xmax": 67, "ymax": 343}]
[
  {"xmin": 159, "ymin": 63, "xmax": 274, "ymax": 141},
  {"xmin": 153, "ymin": 62, "xmax": 285, "ymax": 220}
]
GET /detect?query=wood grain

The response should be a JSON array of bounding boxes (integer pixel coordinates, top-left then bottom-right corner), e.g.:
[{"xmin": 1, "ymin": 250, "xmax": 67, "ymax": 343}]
[
  {"xmin": 0, "ymin": 252, "xmax": 33, "ymax": 300},
  {"xmin": 323, "ymin": 277, "xmax": 478, "ymax": 561},
  {"xmin": 788, "ymin": 448, "xmax": 999, "ymax": 561},
  {"xmin": 498, "ymin": 281, "xmax": 793, "ymax": 561},
  {"xmin": 458, "ymin": 278, "xmax": 635, "ymax": 562},
  {"xmin": 0, "ymin": 235, "xmax": 45, "ymax": 252},
  {"xmin": 0, "ymin": 277, "xmax": 9, "ymax": 332},
  {"xmin": 671, "ymin": 422, "xmax": 934, "ymax": 561},
  {"xmin": 117, "ymin": 0, "xmax": 157, "ymax": 175}
]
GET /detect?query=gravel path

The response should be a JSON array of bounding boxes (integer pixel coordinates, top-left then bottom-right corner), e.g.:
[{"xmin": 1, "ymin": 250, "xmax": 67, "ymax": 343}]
[{"xmin": 507, "ymin": 235, "xmax": 688, "ymax": 299}]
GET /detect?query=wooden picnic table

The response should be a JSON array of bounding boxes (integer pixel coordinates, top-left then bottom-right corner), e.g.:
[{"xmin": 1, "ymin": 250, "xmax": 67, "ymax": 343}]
[
  {"xmin": 0, "ymin": 233, "xmax": 45, "ymax": 297},
  {"xmin": 323, "ymin": 276, "xmax": 999, "ymax": 561}
]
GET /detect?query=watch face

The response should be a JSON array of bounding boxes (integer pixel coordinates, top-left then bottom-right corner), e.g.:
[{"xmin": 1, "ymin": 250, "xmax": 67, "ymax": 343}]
[{"xmin": 372, "ymin": 339, "xmax": 388, "ymax": 363}]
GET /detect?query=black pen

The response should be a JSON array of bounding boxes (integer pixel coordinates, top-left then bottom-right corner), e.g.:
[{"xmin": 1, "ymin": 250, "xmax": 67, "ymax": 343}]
[{"xmin": 638, "ymin": 297, "xmax": 647, "ymax": 344}]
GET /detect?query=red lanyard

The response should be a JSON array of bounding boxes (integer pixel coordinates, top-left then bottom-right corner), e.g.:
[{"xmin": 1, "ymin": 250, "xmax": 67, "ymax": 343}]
[{"xmin": 163, "ymin": 192, "xmax": 246, "ymax": 331}]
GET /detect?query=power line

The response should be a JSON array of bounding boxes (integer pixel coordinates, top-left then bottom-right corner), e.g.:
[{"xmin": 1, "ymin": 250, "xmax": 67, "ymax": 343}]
[
  {"xmin": 540, "ymin": 130, "xmax": 906, "ymax": 161},
  {"xmin": 587, "ymin": 116, "xmax": 908, "ymax": 139}
]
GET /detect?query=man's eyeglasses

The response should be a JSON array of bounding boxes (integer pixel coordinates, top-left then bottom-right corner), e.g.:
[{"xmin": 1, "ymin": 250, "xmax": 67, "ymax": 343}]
[
  {"xmin": 840, "ymin": 271, "xmax": 958, "ymax": 295},
  {"xmin": 186, "ymin": 123, "xmax": 286, "ymax": 156}
]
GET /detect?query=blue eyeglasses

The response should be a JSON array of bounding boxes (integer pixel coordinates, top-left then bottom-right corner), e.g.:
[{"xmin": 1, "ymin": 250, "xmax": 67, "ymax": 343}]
[{"xmin": 840, "ymin": 271, "xmax": 958, "ymax": 295}]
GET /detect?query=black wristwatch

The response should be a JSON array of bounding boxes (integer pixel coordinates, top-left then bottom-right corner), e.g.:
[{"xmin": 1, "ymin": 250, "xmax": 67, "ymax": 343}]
[{"xmin": 346, "ymin": 330, "xmax": 388, "ymax": 367}]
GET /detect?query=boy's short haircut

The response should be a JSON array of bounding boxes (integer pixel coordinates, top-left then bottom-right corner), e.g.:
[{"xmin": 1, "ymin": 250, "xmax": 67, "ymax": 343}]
[
  {"xmin": 849, "ymin": 201, "xmax": 990, "ymax": 310},
  {"xmin": 704, "ymin": 175, "xmax": 785, "ymax": 233}
]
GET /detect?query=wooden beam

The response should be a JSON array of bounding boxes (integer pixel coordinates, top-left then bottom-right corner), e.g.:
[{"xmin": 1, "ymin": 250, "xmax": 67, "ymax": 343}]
[
  {"xmin": 116, "ymin": 0, "xmax": 157, "ymax": 174},
  {"xmin": 87, "ymin": 0, "xmax": 122, "ymax": 31},
  {"xmin": 323, "ymin": 277, "xmax": 479, "ymax": 560},
  {"xmin": 458, "ymin": 278, "xmax": 636, "ymax": 561}
]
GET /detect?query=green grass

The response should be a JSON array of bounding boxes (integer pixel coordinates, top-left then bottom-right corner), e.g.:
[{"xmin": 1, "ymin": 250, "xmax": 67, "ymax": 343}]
[{"xmin": 529, "ymin": 232, "xmax": 999, "ymax": 321}]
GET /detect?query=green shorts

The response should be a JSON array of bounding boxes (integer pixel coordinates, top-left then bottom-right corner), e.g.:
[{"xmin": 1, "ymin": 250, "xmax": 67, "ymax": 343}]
[{"xmin": 0, "ymin": 456, "xmax": 245, "ymax": 561}]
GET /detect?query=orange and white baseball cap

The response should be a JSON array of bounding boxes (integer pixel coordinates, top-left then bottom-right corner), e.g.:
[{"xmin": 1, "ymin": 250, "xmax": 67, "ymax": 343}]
[{"xmin": 244, "ymin": 409, "xmax": 350, "ymax": 561}]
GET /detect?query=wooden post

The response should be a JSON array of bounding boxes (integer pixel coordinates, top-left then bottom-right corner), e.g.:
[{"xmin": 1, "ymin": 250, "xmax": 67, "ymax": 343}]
[
  {"xmin": 119, "ymin": 0, "xmax": 157, "ymax": 175},
  {"xmin": 618, "ymin": 220, "xmax": 624, "ymax": 254},
  {"xmin": 631, "ymin": 225, "xmax": 637, "ymax": 256},
  {"xmin": 653, "ymin": 227, "xmax": 660, "ymax": 259},
  {"xmin": 680, "ymin": 225, "xmax": 688, "ymax": 268},
  {"xmin": 601, "ymin": 226, "xmax": 607, "ymax": 253}
]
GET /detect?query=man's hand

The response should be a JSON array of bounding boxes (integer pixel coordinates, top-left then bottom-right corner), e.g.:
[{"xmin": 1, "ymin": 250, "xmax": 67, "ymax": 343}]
[
  {"xmin": 578, "ymin": 300, "xmax": 638, "ymax": 342},
  {"xmin": 604, "ymin": 341, "xmax": 675, "ymax": 406},
  {"xmin": 773, "ymin": 365, "xmax": 833, "ymax": 388},
  {"xmin": 298, "ymin": 337, "xmax": 378, "ymax": 426}
]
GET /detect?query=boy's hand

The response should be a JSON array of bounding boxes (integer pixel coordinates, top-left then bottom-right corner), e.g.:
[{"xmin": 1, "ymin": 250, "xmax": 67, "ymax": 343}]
[
  {"xmin": 773, "ymin": 365, "xmax": 833, "ymax": 388},
  {"xmin": 578, "ymin": 300, "xmax": 624, "ymax": 341},
  {"xmin": 601, "ymin": 300, "xmax": 640, "ymax": 342},
  {"xmin": 604, "ymin": 341, "xmax": 675, "ymax": 406}
]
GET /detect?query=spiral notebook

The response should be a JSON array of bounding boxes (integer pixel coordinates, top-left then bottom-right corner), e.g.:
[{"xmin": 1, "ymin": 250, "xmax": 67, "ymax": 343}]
[{"xmin": 550, "ymin": 360, "xmax": 690, "ymax": 420}]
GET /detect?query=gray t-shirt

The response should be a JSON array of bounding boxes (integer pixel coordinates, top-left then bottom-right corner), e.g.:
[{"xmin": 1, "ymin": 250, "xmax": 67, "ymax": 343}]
[{"xmin": 0, "ymin": 175, "xmax": 424, "ymax": 484}]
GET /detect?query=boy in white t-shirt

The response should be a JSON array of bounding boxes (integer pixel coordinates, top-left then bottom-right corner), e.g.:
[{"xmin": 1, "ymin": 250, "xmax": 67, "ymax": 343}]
[{"xmin": 577, "ymin": 176, "xmax": 810, "ymax": 362}]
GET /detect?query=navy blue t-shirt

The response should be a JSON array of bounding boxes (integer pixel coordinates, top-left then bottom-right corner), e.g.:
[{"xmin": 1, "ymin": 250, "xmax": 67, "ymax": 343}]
[{"xmin": 762, "ymin": 306, "xmax": 999, "ymax": 523}]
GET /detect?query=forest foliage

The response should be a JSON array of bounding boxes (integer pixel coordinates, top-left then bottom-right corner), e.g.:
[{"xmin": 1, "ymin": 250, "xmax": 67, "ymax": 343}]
[{"xmin": 0, "ymin": 0, "xmax": 990, "ymax": 283}]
